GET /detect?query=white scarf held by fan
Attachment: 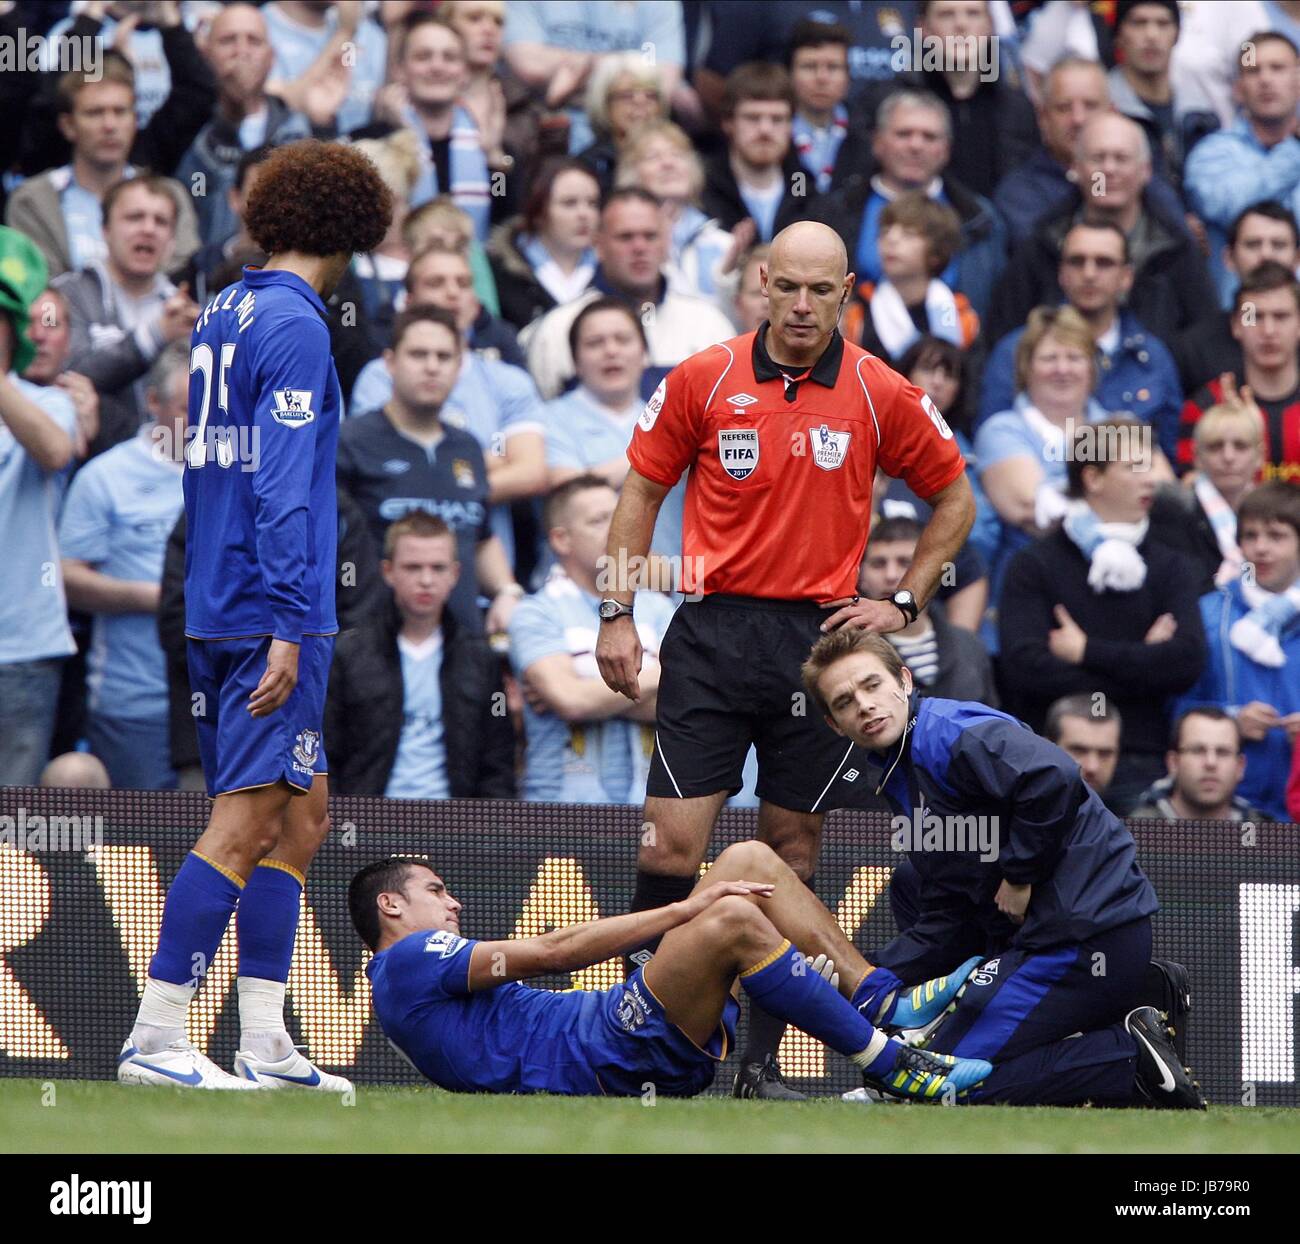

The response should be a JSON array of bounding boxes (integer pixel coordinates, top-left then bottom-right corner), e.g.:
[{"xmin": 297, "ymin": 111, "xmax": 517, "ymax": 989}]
[
  {"xmin": 1062, "ymin": 500, "xmax": 1149, "ymax": 593},
  {"xmin": 868, "ymin": 278, "xmax": 961, "ymax": 359},
  {"xmin": 1231, "ymin": 575, "xmax": 1300, "ymax": 668}
]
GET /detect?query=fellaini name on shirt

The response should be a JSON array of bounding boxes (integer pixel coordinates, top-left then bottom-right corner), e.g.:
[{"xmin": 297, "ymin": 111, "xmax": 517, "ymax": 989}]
[{"xmin": 197, "ymin": 285, "xmax": 257, "ymax": 334}]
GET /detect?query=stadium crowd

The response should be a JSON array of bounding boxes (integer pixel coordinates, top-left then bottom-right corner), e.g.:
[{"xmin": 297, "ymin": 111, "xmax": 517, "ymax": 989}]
[{"xmin": 2, "ymin": 0, "xmax": 1299, "ymax": 825}]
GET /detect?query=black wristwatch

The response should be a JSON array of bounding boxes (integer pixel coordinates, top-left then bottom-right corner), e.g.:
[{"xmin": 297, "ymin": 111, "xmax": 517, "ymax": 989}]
[
  {"xmin": 598, "ymin": 598, "xmax": 634, "ymax": 622},
  {"xmin": 889, "ymin": 589, "xmax": 919, "ymax": 625}
]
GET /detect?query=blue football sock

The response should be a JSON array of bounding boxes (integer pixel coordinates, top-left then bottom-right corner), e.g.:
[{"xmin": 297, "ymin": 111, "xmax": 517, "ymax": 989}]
[
  {"xmin": 740, "ymin": 940, "xmax": 893, "ymax": 1068},
  {"xmin": 851, "ymin": 964, "xmax": 905, "ymax": 1023},
  {"xmin": 147, "ymin": 852, "xmax": 244, "ymax": 987},
  {"xmin": 236, "ymin": 861, "xmax": 304, "ymax": 983}
]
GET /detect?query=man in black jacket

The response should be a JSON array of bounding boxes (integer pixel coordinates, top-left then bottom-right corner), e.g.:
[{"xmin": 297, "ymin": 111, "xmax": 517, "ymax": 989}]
[
  {"xmin": 324, "ymin": 511, "xmax": 515, "ymax": 799},
  {"xmin": 998, "ymin": 418, "xmax": 1206, "ymax": 808},
  {"xmin": 986, "ymin": 113, "xmax": 1216, "ymax": 346},
  {"xmin": 700, "ymin": 62, "xmax": 814, "ymax": 242},
  {"xmin": 786, "ymin": 19, "xmax": 873, "ymax": 196},
  {"xmin": 869, "ymin": 1, "xmax": 1037, "ymax": 200}
]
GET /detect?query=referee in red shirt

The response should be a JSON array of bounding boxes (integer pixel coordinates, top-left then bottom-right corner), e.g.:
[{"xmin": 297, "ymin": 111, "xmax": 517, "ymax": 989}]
[{"xmin": 595, "ymin": 221, "xmax": 975, "ymax": 1097}]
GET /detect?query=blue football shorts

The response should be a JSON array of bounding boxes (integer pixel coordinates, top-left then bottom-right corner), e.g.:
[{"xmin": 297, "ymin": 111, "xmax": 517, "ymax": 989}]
[
  {"xmin": 587, "ymin": 966, "xmax": 739, "ymax": 1097},
  {"xmin": 187, "ymin": 634, "xmax": 334, "ymax": 797}
]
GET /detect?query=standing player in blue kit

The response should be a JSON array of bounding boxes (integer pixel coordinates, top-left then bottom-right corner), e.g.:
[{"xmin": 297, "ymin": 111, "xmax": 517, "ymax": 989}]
[{"xmin": 118, "ymin": 142, "xmax": 392, "ymax": 1090}]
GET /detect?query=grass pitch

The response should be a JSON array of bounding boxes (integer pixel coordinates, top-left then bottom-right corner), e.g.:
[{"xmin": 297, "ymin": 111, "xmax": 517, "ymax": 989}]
[{"xmin": 1, "ymin": 1080, "xmax": 1295, "ymax": 1153}]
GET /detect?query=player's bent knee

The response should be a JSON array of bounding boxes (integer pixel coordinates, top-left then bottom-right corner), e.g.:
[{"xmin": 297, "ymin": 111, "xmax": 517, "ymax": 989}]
[
  {"xmin": 715, "ymin": 839, "xmax": 782, "ymax": 881},
  {"xmin": 202, "ymin": 816, "xmax": 280, "ymax": 863},
  {"xmin": 704, "ymin": 892, "xmax": 771, "ymax": 940}
]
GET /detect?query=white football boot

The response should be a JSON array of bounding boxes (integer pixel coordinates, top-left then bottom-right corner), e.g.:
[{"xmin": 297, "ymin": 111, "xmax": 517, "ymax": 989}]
[
  {"xmin": 233, "ymin": 1045, "xmax": 353, "ymax": 1091},
  {"xmin": 117, "ymin": 1038, "xmax": 261, "ymax": 1089}
]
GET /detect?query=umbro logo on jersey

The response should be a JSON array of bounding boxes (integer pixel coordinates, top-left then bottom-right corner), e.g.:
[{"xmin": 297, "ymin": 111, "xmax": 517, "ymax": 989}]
[
  {"xmin": 844, "ymin": 768, "xmax": 860, "ymax": 782},
  {"xmin": 726, "ymin": 392, "xmax": 757, "ymax": 407},
  {"xmin": 382, "ymin": 458, "xmax": 411, "ymax": 475}
]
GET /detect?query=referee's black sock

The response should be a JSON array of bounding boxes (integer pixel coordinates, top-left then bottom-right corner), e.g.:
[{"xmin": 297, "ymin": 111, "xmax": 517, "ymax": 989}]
[
  {"xmin": 624, "ymin": 869, "xmax": 696, "ymax": 978},
  {"xmin": 741, "ymin": 874, "xmax": 816, "ymax": 1068}
]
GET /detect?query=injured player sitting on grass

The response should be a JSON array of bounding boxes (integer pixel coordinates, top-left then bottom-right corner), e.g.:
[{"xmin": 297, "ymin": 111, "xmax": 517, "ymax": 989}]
[{"xmin": 350, "ymin": 844, "xmax": 992, "ymax": 1100}]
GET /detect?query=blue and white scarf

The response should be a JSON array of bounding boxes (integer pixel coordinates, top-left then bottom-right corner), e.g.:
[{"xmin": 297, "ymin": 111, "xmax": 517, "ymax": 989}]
[
  {"xmin": 518, "ymin": 233, "xmax": 596, "ymax": 305},
  {"xmin": 867, "ymin": 278, "xmax": 962, "ymax": 359},
  {"xmin": 405, "ymin": 103, "xmax": 491, "ymax": 241},
  {"xmin": 1062, "ymin": 500, "xmax": 1149, "ymax": 592},
  {"xmin": 669, "ymin": 205, "xmax": 730, "ymax": 299},
  {"xmin": 1193, "ymin": 474, "xmax": 1244, "ymax": 587},
  {"xmin": 1231, "ymin": 575, "xmax": 1300, "ymax": 668}
]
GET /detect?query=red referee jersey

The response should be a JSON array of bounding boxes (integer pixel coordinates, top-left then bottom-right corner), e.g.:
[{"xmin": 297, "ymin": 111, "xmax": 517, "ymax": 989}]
[{"xmin": 627, "ymin": 327, "xmax": 966, "ymax": 600}]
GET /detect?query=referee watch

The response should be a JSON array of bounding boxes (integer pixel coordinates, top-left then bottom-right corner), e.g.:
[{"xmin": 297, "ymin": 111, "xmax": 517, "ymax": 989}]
[
  {"xmin": 598, "ymin": 598, "xmax": 635, "ymax": 622},
  {"xmin": 888, "ymin": 589, "xmax": 919, "ymax": 626}
]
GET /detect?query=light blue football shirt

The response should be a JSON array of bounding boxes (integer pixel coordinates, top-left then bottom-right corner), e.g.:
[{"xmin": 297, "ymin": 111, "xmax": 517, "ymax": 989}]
[
  {"xmin": 385, "ymin": 632, "xmax": 451, "ymax": 799},
  {"xmin": 509, "ymin": 568, "xmax": 676, "ymax": 803},
  {"xmin": 543, "ymin": 386, "xmax": 684, "ymax": 564},
  {"xmin": 61, "ymin": 175, "xmax": 108, "ymax": 273},
  {"xmin": 262, "ymin": 3, "xmax": 388, "ymax": 134},
  {"xmin": 0, "ymin": 376, "xmax": 78, "ymax": 664},
  {"xmin": 58, "ymin": 427, "xmax": 184, "ymax": 720}
]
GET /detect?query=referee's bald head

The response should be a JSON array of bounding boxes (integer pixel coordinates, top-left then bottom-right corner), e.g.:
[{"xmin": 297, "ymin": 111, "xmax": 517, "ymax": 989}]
[
  {"xmin": 762, "ymin": 221, "xmax": 855, "ymax": 363},
  {"xmin": 769, "ymin": 221, "xmax": 849, "ymax": 282}
]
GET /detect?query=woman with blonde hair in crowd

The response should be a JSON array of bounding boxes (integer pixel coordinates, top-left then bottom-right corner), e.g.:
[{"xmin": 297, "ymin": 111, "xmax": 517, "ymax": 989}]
[
  {"xmin": 575, "ymin": 51, "xmax": 667, "ymax": 192},
  {"xmin": 975, "ymin": 306, "xmax": 1111, "ymax": 594},
  {"xmin": 1150, "ymin": 382, "xmax": 1267, "ymax": 597},
  {"xmin": 350, "ymin": 128, "xmax": 425, "ymax": 345},
  {"xmin": 615, "ymin": 119, "xmax": 742, "ymax": 305}
]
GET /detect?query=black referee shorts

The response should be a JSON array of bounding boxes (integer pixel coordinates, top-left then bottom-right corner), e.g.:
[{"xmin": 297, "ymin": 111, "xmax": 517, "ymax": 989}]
[{"xmin": 646, "ymin": 594, "xmax": 859, "ymax": 813}]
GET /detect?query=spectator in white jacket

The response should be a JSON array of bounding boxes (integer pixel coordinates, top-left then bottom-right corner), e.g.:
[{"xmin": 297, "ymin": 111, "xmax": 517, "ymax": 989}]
[{"xmin": 520, "ymin": 188, "xmax": 735, "ymax": 399}]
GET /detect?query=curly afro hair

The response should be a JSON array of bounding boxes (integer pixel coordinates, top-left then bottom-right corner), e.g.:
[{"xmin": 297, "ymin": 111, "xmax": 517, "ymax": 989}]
[{"xmin": 244, "ymin": 139, "xmax": 394, "ymax": 259}]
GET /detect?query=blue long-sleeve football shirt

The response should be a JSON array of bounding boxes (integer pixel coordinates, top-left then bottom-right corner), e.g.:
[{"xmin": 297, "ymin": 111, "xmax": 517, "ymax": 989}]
[{"xmin": 183, "ymin": 267, "xmax": 341, "ymax": 644}]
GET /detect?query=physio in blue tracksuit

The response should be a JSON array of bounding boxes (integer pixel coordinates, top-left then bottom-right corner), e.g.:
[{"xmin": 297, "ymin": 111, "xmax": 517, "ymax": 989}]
[{"xmin": 804, "ymin": 628, "xmax": 1204, "ymax": 1107}]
